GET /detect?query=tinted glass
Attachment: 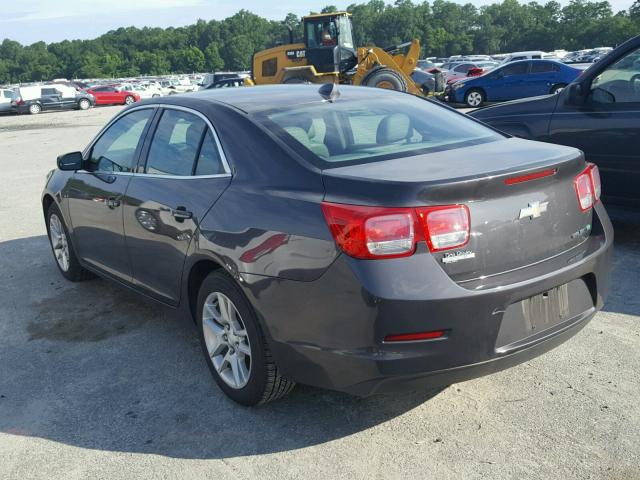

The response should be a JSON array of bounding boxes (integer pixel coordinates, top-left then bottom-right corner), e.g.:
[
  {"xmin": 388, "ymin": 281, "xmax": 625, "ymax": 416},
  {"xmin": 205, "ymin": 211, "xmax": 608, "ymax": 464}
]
[
  {"xmin": 41, "ymin": 88, "xmax": 59, "ymax": 96},
  {"xmin": 502, "ymin": 62, "xmax": 528, "ymax": 76},
  {"xmin": 4, "ymin": 90, "xmax": 14, "ymax": 99},
  {"xmin": 195, "ymin": 130, "xmax": 224, "ymax": 175},
  {"xmin": 258, "ymin": 95, "xmax": 503, "ymax": 167},
  {"xmin": 306, "ymin": 18, "xmax": 337, "ymax": 47},
  {"xmin": 591, "ymin": 47, "xmax": 640, "ymax": 104},
  {"xmin": 530, "ymin": 62, "xmax": 557, "ymax": 73},
  {"xmin": 89, "ymin": 109, "xmax": 153, "ymax": 172},
  {"xmin": 146, "ymin": 109, "xmax": 207, "ymax": 176}
]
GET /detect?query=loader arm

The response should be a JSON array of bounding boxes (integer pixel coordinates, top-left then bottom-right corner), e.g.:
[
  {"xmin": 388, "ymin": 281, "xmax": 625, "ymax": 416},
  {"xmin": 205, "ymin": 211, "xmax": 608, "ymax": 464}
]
[{"xmin": 352, "ymin": 39, "xmax": 424, "ymax": 96}]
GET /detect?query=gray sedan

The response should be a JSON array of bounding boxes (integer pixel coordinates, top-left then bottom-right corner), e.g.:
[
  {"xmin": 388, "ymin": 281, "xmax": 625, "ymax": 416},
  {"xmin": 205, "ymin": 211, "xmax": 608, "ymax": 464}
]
[{"xmin": 42, "ymin": 85, "xmax": 613, "ymax": 405}]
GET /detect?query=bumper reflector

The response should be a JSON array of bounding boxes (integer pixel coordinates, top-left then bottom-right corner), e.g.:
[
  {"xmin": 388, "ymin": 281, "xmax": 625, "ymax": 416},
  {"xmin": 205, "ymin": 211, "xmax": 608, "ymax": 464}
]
[{"xmin": 384, "ymin": 330, "xmax": 446, "ymax": 342}]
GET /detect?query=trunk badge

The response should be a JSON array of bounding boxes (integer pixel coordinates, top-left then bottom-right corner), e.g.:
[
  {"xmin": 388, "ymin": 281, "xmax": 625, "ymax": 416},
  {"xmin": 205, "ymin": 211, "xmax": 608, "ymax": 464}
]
[
  {"xmin": 442, "ymin": 250, "xmax": 476, "ymax": 264},
  {"xmin": 519, "ymin": 201, "xmax": 549, "ymax": 220}
]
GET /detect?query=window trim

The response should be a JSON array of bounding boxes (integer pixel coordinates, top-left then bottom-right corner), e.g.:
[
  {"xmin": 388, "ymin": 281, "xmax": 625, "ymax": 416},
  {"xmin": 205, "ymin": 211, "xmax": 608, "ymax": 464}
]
[{"xmin": 82, "ymin": 104, "xmax": 231, "ymax": 180}]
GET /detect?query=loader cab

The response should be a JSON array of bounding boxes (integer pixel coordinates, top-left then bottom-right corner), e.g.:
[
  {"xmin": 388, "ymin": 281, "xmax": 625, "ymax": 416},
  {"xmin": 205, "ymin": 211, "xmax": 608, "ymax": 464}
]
[{"xmin": 303, "ymin": 13, "xmax": 357, "ymax": 74}]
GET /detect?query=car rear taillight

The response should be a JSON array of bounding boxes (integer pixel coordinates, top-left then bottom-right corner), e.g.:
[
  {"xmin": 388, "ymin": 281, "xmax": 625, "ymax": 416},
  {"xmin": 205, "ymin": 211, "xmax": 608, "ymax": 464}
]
[
  {"xmin": 574, "ymin": 163, "xmax": 601, "ymax": 211},
  {"xmin": 321, "ymin": 203, "xmax": 417, "ymax": 259},
  {"xmin": 14, "ymin": 97, "xmax": 24, "ymax": 105},
  {"xmin": 417, "ymin": 205, "xmax": 470, "ymax": 252},
  {"xmin": 321, "ymin": 202, "xmax": 470, "ymax": 259}
]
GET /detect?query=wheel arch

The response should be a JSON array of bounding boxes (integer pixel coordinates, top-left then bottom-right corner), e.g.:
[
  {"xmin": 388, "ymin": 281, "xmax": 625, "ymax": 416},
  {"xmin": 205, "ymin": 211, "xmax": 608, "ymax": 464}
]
[
  {"xmin": 187, "ymin": 258, "xmax": 225, "ymax": 323},
  {"xmin": 42, "ymin": 193, "xmax": 55, "ymax": 216}
]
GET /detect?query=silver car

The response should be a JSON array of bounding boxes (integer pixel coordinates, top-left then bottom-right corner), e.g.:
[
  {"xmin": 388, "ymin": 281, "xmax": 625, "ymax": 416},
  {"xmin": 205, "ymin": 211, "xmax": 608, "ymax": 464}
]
[{"xmin": 0, "ymin": 88, "xmax": 14, "ymax": 113}]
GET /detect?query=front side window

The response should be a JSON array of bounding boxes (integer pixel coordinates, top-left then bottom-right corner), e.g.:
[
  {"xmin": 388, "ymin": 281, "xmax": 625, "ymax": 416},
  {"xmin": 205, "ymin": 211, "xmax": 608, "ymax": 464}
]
[
  {"xmin": 258, "ymin": 96, "xmax": 503, "ymax": 167},
  {"xmin": 590, "ymin": 47, "xmax": 640, "ymax": 104},
  {"xmin": 145, "ymin": 109, "xmax": 208, "ymax": 176},
  {"xmin": 501, "ymin": 62, "xmax": 528, "ymax": 76},
  {"xmin": 88, "ymin": 109, "xmax": 153, "ymax": 172}
]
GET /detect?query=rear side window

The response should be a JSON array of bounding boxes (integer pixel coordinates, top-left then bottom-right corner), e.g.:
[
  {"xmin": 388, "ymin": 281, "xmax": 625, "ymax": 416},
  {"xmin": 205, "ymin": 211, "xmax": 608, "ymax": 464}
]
[
  {"xmin": 146, "ymin": 110, "xmax": 206, "ymax": 176},
  {"xmin": 41, "ymin": 88, "xmax": 59, "ymax": 96},
  {"xmin": 195, "ymin": 131, "xmax": 225, "ymax": 175},
  {"xmin": 145, "ymin": 109, "xmax": 224, "ymax": 176},
  {"xmin": 89, "ymin": 109, "xmax": 153, "ymax": 172},
  {"xmin": 531, "ymin": 62, "xmax": 558, "ymax": 73},
  {"xmin": 257, "ymin": 95, "xmax": 503, "ymax": 167}
]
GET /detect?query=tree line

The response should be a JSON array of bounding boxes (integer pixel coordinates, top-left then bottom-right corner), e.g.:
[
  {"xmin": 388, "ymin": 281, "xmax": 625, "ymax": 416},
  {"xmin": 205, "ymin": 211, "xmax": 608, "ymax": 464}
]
[{"xmin": 1, "ymin": 0, "xmax": 639, "ymax": 83}]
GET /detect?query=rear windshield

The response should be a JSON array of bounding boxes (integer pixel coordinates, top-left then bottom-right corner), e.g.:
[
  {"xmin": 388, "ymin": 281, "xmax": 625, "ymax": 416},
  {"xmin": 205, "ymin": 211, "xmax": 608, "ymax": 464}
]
[{"xmin": 255, "ymin": 95, "xmax": 503, "ymax": 168}]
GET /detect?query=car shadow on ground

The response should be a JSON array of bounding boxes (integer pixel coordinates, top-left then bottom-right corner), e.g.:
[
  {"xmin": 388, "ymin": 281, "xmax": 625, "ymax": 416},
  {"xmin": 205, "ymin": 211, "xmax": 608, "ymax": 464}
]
[
  {"xmin": 0, "ymin": 235, "xmax": 442, "ymax": 460},
  {"xmin": 602, "ymin": 206, "xmax": 640, "ymax": 317}
]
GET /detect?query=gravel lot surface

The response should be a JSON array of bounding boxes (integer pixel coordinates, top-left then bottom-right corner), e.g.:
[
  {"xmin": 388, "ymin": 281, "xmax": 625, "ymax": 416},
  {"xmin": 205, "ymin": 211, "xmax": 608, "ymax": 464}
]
[{"xmin": 0, "ymin": 106, "xmax": 639, "ymax": 480}]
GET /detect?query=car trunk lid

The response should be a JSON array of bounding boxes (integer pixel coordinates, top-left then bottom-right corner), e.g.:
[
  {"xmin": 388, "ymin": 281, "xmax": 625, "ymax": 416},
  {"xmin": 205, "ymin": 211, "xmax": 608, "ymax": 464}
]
[{"xmin": 322, "ymin": 137, "xmax": 594, "ymax": 283}]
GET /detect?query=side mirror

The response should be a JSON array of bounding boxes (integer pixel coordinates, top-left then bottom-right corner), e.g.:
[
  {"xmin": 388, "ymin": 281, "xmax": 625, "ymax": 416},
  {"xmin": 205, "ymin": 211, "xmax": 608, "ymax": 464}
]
[
  {"xmin": 565, "ymin": 83, "xmax": 584, "ymax": 105},
  {"xmin": 57, "ymin": 151, "xmax": 84, "ymax": 171}
]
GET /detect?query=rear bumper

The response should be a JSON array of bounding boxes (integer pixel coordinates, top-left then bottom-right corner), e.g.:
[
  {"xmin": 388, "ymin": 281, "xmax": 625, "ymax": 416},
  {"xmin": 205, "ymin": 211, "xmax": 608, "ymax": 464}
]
[{"xmin": 241, "ymin": 203, "xmax": 613, "ymax": 396}]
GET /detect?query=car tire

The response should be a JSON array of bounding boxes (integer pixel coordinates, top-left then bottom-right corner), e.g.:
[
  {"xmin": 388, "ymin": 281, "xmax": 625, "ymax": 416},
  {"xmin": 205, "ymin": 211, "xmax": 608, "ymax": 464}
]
[
  {"xmin": 197, "ymin": 270, "xmax": 295, "ymax": 406},
  {"xmin": 361, "ymin": 67, "xmax": 408, "ymax": 92},
  {"xmin": 28, "ymin": 103, "xmax": 42, "ymax": 115},
  {"xmin": 124, "ymin": 95, "xmax": 135, "ymax": 105},
  {"xmin": 464, "ymin": 89, "xmax": 485, "ymax": 108},
  {"xmin": 550, "ymin": 83, "xmax": 567, "ymax": 94},
  {"xmin": 46, "ymin": 203, "xmax": 94, "ymax": 282},
  {"xmin": 78, "ymin": 98, "xmax": 91, "ymax": 110}
]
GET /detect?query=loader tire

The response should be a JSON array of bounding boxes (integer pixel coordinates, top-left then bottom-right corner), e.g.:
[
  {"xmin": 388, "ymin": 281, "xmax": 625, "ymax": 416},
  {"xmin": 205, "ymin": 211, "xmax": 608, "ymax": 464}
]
[{"xmin": 361, "ymin": 68, "xmax": 408, "ymax": 92}]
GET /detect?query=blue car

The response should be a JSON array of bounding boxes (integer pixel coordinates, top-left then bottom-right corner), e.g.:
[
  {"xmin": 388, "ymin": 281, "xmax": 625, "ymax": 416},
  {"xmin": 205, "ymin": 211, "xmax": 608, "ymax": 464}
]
[{"xmin": 445, "ymin": 60, "xmax": 581, "ymax": 107}]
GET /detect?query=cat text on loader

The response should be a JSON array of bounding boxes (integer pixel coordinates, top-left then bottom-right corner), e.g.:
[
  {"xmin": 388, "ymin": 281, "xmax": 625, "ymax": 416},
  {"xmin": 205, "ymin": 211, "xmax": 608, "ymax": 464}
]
[{"xmin": 250, "ymin": 12, "xmax": 427, "ymax": 96}]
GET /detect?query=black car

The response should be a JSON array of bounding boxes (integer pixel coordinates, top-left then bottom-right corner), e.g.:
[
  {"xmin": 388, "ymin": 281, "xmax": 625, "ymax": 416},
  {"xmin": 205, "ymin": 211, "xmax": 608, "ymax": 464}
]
[
  {"xmin": 203, "ymin": 76, "xmax": 246, "ymax": 89},
  {"xmin": 471, "ymin": 35, "xmax": 640, "ymax": 206},
  {"xmin": 43, "ymin": 85, "xmax": 613, "ymax": 405},
  {"xmin": 12, "ymin": 85, "xmax": 95, "ymax": 114}
]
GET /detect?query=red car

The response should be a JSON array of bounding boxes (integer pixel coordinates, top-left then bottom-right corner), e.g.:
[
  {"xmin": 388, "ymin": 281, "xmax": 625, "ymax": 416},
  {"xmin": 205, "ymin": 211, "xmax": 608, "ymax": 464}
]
[{"xmin": 86, "ymin": 85, "xmax": 140, "ymax": 106}]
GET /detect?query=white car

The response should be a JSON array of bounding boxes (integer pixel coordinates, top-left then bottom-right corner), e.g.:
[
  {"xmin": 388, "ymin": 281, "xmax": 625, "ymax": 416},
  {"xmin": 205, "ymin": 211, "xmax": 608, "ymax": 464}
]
[
  {"xmin": 0, "ymin": 88, "xmax": 14, "ymax": 113},
  {"xmin": 158, "ymin": 78, "xmax": 196, "ymax": 95},
  {"xmin": 501, "ymin": 51, "xmax": 547, "ymax": 63},
  {"xmin": 119, "ymin": 83, "xmax": 163, "ymax": 99}
]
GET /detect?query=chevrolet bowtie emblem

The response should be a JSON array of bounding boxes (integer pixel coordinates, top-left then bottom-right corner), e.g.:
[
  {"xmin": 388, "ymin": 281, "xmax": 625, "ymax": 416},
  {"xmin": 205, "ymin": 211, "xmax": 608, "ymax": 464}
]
[{"xmin": 519, "ymin": 201, "xmax": 549, "ymax": 220}]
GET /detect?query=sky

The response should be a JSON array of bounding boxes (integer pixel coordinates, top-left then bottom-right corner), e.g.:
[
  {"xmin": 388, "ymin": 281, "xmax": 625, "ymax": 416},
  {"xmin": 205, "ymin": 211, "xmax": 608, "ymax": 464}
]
[{"xmin": 1, "ymin": 0, "xmax": 635, "ymax": 45}]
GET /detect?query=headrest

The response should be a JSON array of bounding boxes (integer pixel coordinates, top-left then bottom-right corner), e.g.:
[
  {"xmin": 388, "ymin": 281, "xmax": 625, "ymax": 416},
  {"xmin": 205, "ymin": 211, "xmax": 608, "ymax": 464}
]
[{"xmin": 376, "ymin": 113, "xmax": 411, "ymax": 144}]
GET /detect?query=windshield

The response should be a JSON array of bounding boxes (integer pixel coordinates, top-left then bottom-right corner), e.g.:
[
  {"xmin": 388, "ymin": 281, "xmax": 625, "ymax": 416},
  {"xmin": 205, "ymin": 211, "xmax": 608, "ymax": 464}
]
[{"xmin": 256, "ymin": 95, "xmax": 503, "ymax": 168}]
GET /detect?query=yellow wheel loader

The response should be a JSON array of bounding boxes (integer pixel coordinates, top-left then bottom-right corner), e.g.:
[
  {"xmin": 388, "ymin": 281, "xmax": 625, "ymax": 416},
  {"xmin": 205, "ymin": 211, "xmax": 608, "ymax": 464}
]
[{"xmin": 249, "ymin": 12, "xmax": 432, "ymax": 96}]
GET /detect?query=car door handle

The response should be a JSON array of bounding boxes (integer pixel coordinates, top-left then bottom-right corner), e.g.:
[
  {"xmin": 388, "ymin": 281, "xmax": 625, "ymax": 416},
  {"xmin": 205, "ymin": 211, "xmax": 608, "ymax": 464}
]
[
  {"xmin": 171, "ymin": 206, "xmax": 192, "ymax": 220},
  {"xmin": 106, "ymin": 197, "xmax": 120, "ymax": 209}
]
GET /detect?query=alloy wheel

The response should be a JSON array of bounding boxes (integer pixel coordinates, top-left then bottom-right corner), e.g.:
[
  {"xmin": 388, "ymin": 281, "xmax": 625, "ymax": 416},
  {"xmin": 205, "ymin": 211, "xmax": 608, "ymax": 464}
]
[
  {"xmin": 467, "ymin": 91, "xmax": 483, "ymax": 107},
  {"xmin": 49, "ymin": 213, "xmax": 70, "ymax": 272},
  {"xmin": 202, "ymin": 291, "xmax": 252, "ymax": 389}
]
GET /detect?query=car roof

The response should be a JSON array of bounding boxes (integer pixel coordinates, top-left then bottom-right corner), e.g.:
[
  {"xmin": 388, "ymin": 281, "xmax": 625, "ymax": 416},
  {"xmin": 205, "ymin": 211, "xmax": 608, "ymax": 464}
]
[{"xmin": 152, "ymin": 84, "xmax": 415, "ymax": 114}]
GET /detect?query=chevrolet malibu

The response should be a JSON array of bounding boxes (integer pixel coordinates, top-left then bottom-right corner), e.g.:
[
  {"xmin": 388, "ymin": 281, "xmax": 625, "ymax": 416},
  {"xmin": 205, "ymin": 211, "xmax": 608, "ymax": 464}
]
[{"xmin": 42, "ymin": 85, "xmax": 613, "ymax": 406}]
